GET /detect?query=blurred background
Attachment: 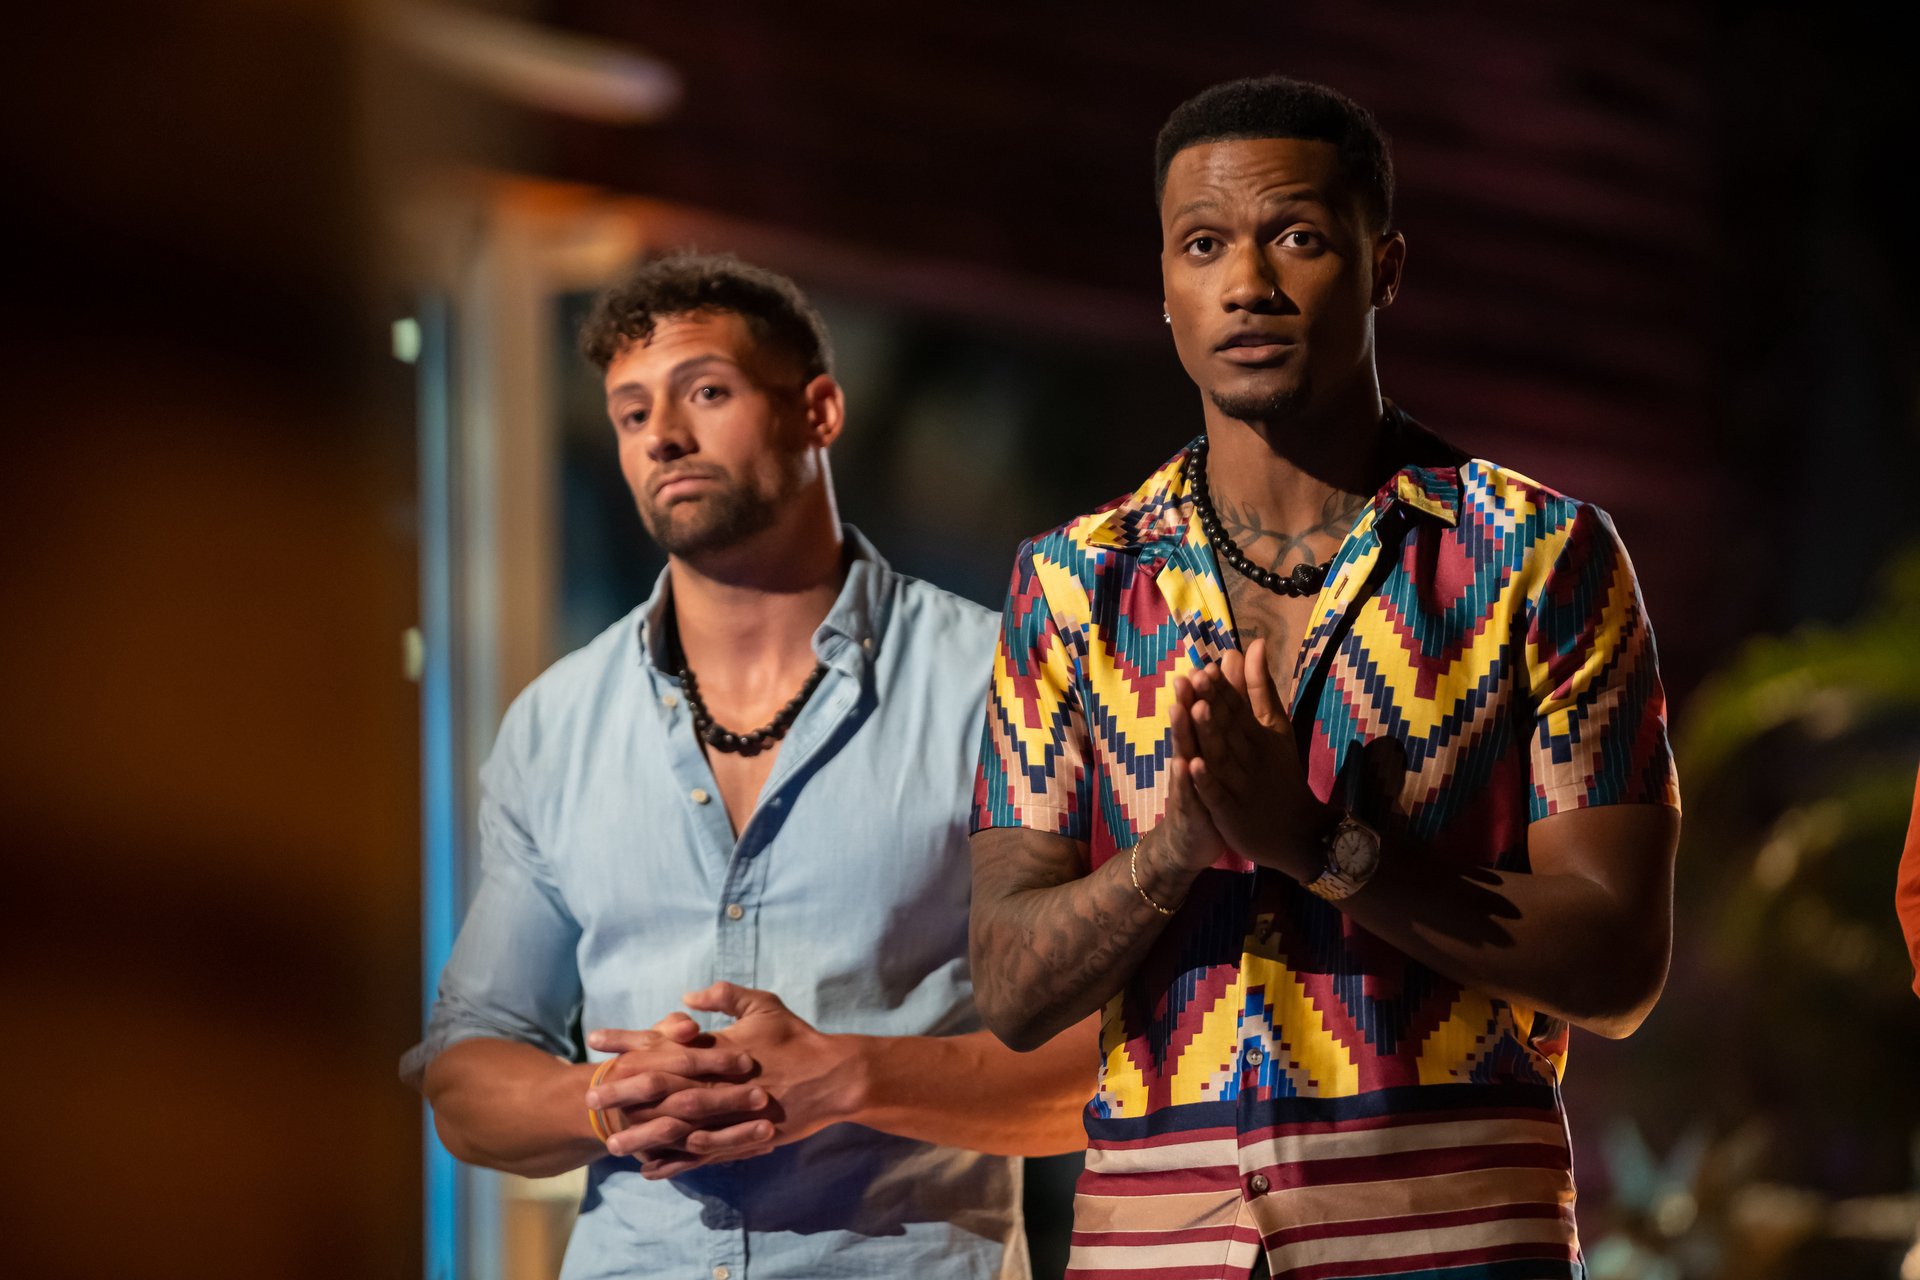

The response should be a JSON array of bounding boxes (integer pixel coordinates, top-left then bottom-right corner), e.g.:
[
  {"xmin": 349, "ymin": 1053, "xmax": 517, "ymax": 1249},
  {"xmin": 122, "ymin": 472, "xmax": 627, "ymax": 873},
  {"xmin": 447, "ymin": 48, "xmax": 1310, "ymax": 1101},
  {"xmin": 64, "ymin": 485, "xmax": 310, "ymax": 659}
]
[{"xmin": 5, "ymin": 2, "xmax": 1918, "ymax": 1277}]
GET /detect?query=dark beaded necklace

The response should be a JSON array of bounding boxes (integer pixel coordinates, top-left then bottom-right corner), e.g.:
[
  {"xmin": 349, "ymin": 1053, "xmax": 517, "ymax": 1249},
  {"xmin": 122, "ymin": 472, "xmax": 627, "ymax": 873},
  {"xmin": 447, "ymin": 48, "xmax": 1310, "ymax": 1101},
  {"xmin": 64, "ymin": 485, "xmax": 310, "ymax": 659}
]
[
  {"xmin": 1187, "ymin": 435, "xmax": 1333, "ymax": 598},
  {"xmin": 678, "ymin": 661, "xmax": 828, "ymax": 756}
]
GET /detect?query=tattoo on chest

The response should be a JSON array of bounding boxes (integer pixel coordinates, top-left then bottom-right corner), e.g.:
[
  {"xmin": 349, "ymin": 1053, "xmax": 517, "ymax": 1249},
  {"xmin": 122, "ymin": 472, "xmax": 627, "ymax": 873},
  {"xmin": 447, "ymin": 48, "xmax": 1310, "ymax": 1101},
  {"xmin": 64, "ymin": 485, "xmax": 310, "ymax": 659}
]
[
  {"xmin": 1223, "ymin": 563, "xmax": 1317, "ymax": 691},
  {"xmin": 1215, "ymin": 490, "xmax": 1368, "ymax": 572}
]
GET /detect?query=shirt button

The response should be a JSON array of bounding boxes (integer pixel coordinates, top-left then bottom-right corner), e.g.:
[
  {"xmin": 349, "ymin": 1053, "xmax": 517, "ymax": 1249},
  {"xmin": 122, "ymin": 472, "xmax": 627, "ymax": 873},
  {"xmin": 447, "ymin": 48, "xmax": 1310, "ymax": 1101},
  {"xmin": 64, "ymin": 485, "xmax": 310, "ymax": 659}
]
[
  {"xmin": 1249, "ymin": 1173, "xmax": 1270, "ymax": 1195},
  {"xmin": 1245, "ymin": 1046, "xmax": 1264, "ymax": 1066},
  {"xmin": 725, "ymin": 903, "xmax": 744, "ymax": 921},
  {"xmin": 712, "ymin": 1268, "xmax": 730, "ymax": 1280},
  {"xmin": 662, "ymin": 692, "xmax": 679, "ymax": 708},
  {"xmin": 860, "ymin": 637, "xmax": 873, "ymax": 652},
  {"xmin": 691, "ymin": 788, "xmax": 711, "ymax": 805}
]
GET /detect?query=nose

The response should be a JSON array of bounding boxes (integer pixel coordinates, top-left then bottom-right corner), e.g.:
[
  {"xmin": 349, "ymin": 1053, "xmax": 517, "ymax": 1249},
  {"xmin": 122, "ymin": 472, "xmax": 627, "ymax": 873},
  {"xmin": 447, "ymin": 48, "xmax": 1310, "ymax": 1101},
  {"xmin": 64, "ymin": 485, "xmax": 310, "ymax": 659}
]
[
  {"xmin": 1221, "ymin": 243, "xmax": 1281, "ymax": 312},
  {"xmin": 642, "ymin": 404, "xmax": 695, "ymax": 464}
]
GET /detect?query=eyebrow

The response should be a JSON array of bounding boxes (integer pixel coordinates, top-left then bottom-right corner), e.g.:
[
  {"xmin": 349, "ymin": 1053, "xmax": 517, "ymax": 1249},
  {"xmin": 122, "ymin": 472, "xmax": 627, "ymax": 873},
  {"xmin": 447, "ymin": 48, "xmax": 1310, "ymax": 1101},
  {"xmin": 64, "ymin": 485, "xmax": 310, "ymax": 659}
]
[
  {"xmin": 1168, "ymin": 187, "xmax": 1332, "ymax": 224},
  {"xmin": 1168, "ymin": 196, "xmax": 1223, "ymax": 222},
  {"xmin": 605, "ymin": 354, "xmax": 743, "ymax": 399}
]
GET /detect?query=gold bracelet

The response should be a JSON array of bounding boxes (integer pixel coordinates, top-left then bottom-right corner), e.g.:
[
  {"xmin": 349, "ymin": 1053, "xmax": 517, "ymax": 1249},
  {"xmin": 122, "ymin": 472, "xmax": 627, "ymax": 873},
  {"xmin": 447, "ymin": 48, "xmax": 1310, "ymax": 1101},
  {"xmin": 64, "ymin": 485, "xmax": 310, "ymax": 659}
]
[
  {"xmin": 1130, "ymin": 844, "xmax": 1178, "ymax": 916},
  {"xmin": 586, "ymin": 1058, "xmax": 617, "ymax": 1143}
]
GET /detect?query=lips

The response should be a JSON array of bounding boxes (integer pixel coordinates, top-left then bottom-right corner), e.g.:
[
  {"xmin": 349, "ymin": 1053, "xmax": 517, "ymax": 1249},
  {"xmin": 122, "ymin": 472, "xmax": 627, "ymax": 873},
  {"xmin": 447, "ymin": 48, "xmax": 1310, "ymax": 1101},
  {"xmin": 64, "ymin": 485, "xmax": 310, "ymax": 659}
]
[
  {"xmin": 1215, "ymin": 331, "xmax": 1295, "ymax": 365},
  {"xmin": 650, "ymin": 468, "xmax": 723, "ymax": 500},
  {"xmin": 1216, "ymin": 329, "xmax": 1293, "ymax": 351}
]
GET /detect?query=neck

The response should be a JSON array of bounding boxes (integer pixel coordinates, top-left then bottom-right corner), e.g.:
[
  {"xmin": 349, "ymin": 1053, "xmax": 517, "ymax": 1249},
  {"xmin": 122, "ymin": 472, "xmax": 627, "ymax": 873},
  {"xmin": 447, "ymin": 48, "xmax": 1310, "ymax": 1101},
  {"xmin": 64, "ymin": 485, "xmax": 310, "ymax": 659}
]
[
  {"xmin": 1201, "ymin": 373, "xmax": 1388, "ymax": 537},
  {"xmin": 669, "ymin": 494, "xmax": 845, "ymax": 697}
]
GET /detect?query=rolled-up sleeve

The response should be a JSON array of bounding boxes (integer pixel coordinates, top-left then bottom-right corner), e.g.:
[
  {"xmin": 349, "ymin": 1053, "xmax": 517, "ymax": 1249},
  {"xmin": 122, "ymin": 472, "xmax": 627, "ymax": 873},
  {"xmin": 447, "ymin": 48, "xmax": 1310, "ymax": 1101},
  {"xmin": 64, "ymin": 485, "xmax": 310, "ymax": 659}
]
[{"xmin": 400, "ymin": 696, "xmax": 582, "ymax": 1089}]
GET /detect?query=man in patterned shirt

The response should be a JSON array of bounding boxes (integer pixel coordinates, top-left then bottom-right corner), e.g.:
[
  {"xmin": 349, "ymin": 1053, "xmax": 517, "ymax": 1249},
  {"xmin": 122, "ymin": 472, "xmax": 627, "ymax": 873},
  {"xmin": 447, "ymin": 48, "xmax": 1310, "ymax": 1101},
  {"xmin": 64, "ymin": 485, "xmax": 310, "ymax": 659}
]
[{"xmin": 969, "ymin": 76, "xmax": 1682, "ymax": 1280}]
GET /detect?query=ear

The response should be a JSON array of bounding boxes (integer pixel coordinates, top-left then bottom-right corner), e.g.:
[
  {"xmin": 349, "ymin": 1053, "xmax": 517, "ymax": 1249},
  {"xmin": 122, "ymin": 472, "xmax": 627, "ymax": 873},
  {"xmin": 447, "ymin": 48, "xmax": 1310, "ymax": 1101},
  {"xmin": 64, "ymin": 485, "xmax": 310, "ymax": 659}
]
[
  {"xmin": 1371, "ymin": 230, "xmax": 1407, "ymax": 309},
  {"xmin": 800, "ymin": 374, "xmax": 846, "ymax": 448}
]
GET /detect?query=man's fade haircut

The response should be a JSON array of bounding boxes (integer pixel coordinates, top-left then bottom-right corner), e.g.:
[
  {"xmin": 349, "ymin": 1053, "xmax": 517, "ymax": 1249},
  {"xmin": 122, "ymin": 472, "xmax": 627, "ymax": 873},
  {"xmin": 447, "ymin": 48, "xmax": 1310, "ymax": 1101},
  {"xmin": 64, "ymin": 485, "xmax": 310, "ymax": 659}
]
[
  {"xmin": 1154, "ymin": 75, "xmax": 1395, "ymax": 232},
  {"xmin": 579, "ymin": 250, "xmax": 833, "ymax": 380}
]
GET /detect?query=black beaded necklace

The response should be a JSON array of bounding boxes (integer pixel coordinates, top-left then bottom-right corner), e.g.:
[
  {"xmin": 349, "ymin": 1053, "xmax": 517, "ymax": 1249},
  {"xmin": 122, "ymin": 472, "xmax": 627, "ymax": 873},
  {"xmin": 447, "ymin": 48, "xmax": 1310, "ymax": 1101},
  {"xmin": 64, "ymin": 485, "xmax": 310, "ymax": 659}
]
[
  {"xmin": 1187, "ymin": 434, "xmax": 1333, "ymax": 598},
  {"xmin": 678, "ymin": 660, "xmax": 827, "ymax": 756}
]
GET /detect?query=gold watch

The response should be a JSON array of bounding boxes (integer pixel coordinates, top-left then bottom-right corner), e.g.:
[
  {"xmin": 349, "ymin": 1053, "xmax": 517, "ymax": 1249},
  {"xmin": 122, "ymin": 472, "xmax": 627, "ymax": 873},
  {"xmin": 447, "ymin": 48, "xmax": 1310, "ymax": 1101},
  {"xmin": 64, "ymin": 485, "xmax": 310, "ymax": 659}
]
[{"xmin": 1304, "ymin": 813, "xmax": 1382, "ymax": 901}]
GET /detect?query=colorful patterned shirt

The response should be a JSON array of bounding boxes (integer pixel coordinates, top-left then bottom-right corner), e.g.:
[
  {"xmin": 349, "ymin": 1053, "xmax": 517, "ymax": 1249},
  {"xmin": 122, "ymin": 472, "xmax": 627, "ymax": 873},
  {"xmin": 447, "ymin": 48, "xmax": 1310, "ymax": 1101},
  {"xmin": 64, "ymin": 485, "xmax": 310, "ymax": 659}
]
[{"xmin": 974, "ymin": 409, "xmax": 1680, "ymax": 1280}]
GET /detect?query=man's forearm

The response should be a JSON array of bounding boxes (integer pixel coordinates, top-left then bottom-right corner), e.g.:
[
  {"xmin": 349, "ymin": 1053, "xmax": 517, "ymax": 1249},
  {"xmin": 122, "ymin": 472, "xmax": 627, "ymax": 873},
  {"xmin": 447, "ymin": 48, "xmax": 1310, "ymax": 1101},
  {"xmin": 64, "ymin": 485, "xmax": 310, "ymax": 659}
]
[
  {"xmin": 838, "ymin": 1016, "xmax": 1099, "ymax": 1156},
  {"xmin": 422, "ymin": 1038, "xmax": 604, "ymax": 1178},
  {"xmin": 1337, "ymin": 842, "xmax": 1671, "ymax": 1038},
  {"xmin": 970, "ymin": 826, "xmax": 1198, "ymax": 1051}
]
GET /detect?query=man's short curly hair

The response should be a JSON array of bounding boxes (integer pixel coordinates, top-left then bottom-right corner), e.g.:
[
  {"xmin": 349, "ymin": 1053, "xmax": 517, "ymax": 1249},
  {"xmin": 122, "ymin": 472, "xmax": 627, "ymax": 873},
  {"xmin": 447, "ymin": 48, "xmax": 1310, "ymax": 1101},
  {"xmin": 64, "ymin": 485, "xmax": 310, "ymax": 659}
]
[
  {"xmin": 1154, "ymin": 75, "xmax": 1395, "ymax": 232},
  {"xmin": 579, "ymin": 251, "xmax": 833, "ymax": 379}
]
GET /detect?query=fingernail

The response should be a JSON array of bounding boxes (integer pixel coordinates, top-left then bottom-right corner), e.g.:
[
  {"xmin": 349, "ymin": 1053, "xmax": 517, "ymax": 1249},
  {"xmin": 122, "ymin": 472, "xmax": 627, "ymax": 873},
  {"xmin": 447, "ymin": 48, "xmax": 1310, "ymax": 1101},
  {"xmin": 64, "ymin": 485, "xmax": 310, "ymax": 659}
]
[
  {"xmin": 735, "ymin": 1055, "xmax": 752, "ymax": 1073},
  {"xmin": 748, "ymin": 1088, "xmax": 766, "ymax": 1107},
  {"xmin": 756, "ymin": 1122, "xmax": 772, "ymax": 1138},
  {"xmin": 584, "ymin": 1091, "xmax": 599, "ymax": 1108}
]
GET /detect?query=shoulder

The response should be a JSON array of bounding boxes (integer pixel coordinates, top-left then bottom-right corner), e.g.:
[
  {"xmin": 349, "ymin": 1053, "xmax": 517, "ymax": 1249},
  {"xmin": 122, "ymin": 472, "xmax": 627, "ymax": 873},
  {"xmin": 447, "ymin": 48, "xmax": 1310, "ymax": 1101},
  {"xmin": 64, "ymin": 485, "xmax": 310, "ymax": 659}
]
[
  {"xmin": 1454, "ymin": 459, "xmax": 1639, "ymax": 613},
  {"xmin": 883, "ymin": 568, "xmax": 999, "ymax": 660},
  {"xmin": 1018, "ymin": 440, "xmax": 1191, "ymax": 573},
  {"xmin": 492, "ymin": 605, "xmax": 647, "ymax": 764},
  {"xmin": 1000, "ymin": 484, "xmax": 1154, "ymax": 605},
  {"xmin": 1458, "ymin": 457, "xmax": 1620, "ymax": 551},
  {"xmin": 1025, "ymin": 498, "xmax": 1125, "ymax": 566},
  {"xmin": 1459, "ymin": 456, "xmax": 1586, "ymax": 522}
]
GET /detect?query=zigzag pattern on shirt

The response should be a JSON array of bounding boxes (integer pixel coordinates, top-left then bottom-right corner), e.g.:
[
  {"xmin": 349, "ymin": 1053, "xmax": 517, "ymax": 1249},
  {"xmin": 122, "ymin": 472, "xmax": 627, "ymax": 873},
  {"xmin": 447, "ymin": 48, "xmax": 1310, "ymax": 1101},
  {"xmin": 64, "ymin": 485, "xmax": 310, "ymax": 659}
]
[{"xmin": 981, "ymin": 428, "xmax": 1678, "ymax": 1125}]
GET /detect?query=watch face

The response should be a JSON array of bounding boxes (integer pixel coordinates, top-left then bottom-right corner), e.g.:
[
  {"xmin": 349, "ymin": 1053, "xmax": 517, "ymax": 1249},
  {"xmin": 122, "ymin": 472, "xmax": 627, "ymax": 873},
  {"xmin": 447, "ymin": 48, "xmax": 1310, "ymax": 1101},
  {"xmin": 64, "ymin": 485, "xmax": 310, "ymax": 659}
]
[{"xmin": 1331, "ymin": 820, "xmax": 1381, "ymax": 879}]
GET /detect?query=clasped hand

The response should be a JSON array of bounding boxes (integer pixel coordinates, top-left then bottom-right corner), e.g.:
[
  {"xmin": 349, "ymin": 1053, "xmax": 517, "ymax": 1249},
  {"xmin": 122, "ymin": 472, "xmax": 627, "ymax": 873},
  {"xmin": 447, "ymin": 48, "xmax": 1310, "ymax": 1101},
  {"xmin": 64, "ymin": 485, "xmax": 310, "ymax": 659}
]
[
  {"xmin": 582, "ymin": 981, "xmax": 859, "ymax": 1179},
  {"xmin": 1165, "ymin": 637, "xmax": 1331, "ymax": 882}
]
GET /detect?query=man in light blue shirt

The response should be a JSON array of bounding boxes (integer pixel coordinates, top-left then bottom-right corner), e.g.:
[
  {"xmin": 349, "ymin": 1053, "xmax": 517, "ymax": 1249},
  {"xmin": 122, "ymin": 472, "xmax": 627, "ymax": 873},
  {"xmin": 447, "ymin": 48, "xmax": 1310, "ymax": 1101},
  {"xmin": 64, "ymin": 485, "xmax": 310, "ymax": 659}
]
[{"xmin": 403, "ymin": 253, "xmax": 1094, "ymax": 1279}]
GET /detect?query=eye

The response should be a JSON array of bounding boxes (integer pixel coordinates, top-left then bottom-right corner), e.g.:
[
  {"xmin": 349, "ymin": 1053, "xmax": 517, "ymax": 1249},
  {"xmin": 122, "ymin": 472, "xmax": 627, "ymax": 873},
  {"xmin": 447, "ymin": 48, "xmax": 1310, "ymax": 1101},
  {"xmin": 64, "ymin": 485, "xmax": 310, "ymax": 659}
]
[
  {"xmin": 616, "ymin": 407, "xmax": 648, "ymax": 431},
  {"xmin": 694, "ymin": 384, "xmax": 728, "ymax": 403},
  {"xmin": 1183, "ymin": 235, "xmax": 1221, "ymax": 258},
  {"xmin": 1279, "ymin": 229, "xmax": 1322, "ymax": 250}
]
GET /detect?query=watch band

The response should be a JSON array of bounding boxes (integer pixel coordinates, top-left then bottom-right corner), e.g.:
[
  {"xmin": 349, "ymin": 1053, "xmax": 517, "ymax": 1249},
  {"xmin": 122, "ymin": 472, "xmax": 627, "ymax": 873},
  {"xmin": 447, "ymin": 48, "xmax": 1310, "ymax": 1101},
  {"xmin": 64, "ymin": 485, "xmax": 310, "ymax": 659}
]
[
  {"xmin": 1303, "ymin": 813, "xmax": 1380, "ymax": 902},
  {"xmin": 1305, "ymin": 864, "xmax": 1367, "ymax": 901}
]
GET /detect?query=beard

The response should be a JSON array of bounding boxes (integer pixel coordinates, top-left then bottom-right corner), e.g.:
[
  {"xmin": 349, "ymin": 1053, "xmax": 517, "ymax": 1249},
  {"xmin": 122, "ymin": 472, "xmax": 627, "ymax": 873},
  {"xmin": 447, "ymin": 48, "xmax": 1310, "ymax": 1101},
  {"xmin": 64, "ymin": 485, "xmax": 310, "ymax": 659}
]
[
  {"xmin": 1208, "ymin": 382, "xmax": 1306, "ymax": 424},
  {"xmin": 640, "ymin": 476, "xmax": 780, "ymax": 556}
]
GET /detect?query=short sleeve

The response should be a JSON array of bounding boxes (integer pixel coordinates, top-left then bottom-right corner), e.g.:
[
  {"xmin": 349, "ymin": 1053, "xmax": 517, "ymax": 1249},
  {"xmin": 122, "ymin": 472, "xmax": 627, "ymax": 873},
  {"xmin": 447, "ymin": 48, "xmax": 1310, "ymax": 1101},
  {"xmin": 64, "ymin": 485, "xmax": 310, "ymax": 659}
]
[
  {"xmin": 1523, "ymin": 503, "xmax": 1681, "ymax": 821},
  {"xmin": 400, "ymin": 695, "xmax": 584, "ymax": 1088},
  {"xmin": 971, "ymin": 538, "xmax": 1095, "ymax": 840}
]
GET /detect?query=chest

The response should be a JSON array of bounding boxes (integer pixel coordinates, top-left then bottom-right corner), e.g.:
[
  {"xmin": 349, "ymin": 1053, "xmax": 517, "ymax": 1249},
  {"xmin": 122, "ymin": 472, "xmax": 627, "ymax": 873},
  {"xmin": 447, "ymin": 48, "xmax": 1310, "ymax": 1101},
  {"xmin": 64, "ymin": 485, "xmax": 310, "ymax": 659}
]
[
  {"xmin": 1079, "ymin": 531, "xmax": 1542, "ymax": 853},
  {"xmin": 538, "ymin": 685, "xmax": 984, "ymax": 1037},
  {"xmin": 705, "ymin": 745, "xmax": 779, "ymax": 839},
  {"xmin": 1222, "ymin": 569, "xmax": 1323, "ymax": 703}
]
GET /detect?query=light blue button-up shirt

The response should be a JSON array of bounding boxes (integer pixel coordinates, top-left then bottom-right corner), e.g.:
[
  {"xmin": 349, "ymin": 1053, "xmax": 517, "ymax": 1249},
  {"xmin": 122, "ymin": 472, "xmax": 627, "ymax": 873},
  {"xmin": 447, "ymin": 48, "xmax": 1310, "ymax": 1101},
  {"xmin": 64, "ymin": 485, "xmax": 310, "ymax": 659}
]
[{"xmin": 405, "ymin": 530, "xmax": 1028, "ymax": 1280}]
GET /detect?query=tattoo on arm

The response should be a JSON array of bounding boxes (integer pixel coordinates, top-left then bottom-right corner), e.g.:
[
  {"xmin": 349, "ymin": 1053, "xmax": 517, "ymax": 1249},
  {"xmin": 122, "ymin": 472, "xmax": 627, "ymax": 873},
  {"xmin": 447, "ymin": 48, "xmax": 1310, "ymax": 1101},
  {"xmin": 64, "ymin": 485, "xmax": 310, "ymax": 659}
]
[
  {"xmin": 1217, "ymin": 490, "xmax": 1368, "ymax": 571},
  {"xmin": 969, "ymin": 827, "xmax": 1183, "ymax": 1047}
]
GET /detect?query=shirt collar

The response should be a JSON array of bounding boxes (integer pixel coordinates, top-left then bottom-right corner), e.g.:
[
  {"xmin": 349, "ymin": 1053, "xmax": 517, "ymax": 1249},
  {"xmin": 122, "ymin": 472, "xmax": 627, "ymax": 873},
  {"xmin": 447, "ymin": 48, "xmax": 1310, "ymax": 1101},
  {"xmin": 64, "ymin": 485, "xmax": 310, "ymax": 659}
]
[
  {"xmin": 634, "ymin": 523, "xmax": 893, "ymax": 674},
  {"xmin": 1374, "ymin": 404, "xmax": 1466, "ymax": 527},
  {"xmin": 1080, "ymin": 402, "xmax": 1464, "ymax": 558}
]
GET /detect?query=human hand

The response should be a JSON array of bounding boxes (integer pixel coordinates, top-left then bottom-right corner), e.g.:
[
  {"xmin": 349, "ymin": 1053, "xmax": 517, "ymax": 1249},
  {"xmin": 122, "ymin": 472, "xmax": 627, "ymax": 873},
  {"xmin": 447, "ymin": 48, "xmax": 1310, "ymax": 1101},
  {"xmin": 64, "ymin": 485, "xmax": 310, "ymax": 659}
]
[
  {"xmin": 583, "ymin": 1013, "xmax": 776, "ymax": 1179},
  {"xmin": 1133, "ymin": 688, "xmax": 1233, "ymax": 905},
  {"xmin": 1179, "ymin": 638, "xmax": 1333, "ymax": 881},
  {"xmin": 683, "ymin": 981, "xmax": 865, "ymax": 1149}
]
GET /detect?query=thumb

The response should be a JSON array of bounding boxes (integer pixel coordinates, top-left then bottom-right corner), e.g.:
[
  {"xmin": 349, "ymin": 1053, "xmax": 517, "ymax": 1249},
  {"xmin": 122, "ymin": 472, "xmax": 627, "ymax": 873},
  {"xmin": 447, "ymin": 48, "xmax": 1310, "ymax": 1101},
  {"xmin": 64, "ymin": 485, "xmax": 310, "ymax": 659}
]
[
  {"xmin": 1244, "ymin": 638, "xmax": 1287, "ymax": 728},
  {"xmin": 649, "ymin": 1010, "xmax": 702, "ymax": 1042},
  {"xmin": 683, "ymin": 980, "xmax": 782, "ymax": 1021},
  {"xmin": 1220, "ymin": 648, "xmax": 1248, "ymax": 695}
]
